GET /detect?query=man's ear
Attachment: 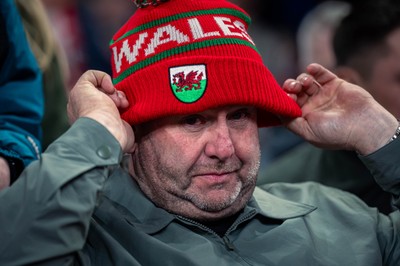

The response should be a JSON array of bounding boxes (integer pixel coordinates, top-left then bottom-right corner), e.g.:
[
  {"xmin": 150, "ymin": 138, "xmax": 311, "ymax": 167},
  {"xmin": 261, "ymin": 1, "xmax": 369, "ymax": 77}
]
[{"xmin": 334, "ymin": 66, "xmax": 363, "ymax": 85}]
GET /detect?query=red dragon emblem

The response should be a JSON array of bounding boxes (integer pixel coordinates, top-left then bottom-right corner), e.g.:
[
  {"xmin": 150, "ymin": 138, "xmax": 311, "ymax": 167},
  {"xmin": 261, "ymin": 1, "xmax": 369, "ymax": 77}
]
[{"xmin": 172, "ymin": 70, "xmax": 204, "ymax": 92}]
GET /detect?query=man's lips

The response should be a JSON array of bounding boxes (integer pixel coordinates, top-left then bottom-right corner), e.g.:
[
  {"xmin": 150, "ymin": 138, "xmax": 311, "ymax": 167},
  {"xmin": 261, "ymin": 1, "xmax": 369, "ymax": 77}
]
[{"xmin": 193, "ymin": 171, "xmax": 237, "ymax": 183}]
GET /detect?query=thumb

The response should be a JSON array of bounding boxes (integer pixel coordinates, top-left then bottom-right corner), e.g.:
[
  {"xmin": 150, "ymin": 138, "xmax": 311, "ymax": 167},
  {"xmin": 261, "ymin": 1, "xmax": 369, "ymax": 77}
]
[{"xmin": 122, "ymin": 120, "xmax": 136, "ymax": 154}]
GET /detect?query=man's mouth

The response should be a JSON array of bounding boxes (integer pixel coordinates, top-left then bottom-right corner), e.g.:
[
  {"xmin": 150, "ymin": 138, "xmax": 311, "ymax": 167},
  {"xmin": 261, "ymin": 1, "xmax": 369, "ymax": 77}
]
[{"xmin": 193, "ymin": 171, "xmax": 237, "ymax": 184}]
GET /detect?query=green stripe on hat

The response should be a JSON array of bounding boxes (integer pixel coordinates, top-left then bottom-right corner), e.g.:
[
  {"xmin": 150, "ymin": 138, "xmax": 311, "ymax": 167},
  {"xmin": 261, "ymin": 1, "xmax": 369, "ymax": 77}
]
[
  {"xmin": 110, "ymin": 8, "xmax": 251, "ymax": 45},
  {"xmin": 113, "ymin": 37, "xmax": 259, "ymax": 85}
]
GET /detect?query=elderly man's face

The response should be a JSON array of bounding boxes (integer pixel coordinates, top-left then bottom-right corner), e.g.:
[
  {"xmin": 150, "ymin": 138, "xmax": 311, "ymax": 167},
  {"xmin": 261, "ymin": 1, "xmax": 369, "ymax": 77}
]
[{"xmin": 131, "ymin": 105, "xmax": 260, "ymax": 221}]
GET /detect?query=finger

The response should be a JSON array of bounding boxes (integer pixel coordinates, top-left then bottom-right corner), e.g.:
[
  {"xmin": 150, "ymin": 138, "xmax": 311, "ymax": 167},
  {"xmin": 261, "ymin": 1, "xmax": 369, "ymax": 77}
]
[
  {"xmin": 297, "ymin": 74, "xmax": 322, "ymax": 97},
  {"xmin": 81, "ymin": 70, "xmax": 130, "ymax": 109},
  {"xmin": 78, "ymin": 70, "xmax": 104, "ymax": 86},
  {"xmin": 108, "ymin": 90, "xmax": 130, "ymax": 109},
  {"xmin": 77, "ymin": 70, "xmax": 115, "ymax": 94},
  {"xmin": 296, "ymin": 91, "xmax": 310, "ymax": 107},
  {"xmin": 122, "ymin": 120, "xmax": 136, "ymax": 154},
  {"xmin": 282, "ymin": 78, "xmax": 311, "ymax": 107},
  {"xmin": 298, "ymin": 74, "xmax": 320, "ymax": 96},
  {"xmin": 286, "ymin": 93, "xmax": 297, "ymax": 102},
  {"xmin": 306, "ymin": 63, "xmax": 337, "ymax": 85},
  {"xmin": 282, "ymin": 79, "xmax": 301, "ymax": 93},
  {"xmin": 117, "ymin": 91, "xmax": 130, "ymax": 109}
]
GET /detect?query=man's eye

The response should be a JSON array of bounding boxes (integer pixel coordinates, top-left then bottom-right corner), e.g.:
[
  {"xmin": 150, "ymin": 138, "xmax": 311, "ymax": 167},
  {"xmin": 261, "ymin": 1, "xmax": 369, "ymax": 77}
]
[
  {"xmin": 229, "ymin": 109, "xmax": 250, "ymax": 120},
  {"xmin": 182, "ymin": 115, "xmax": 205, "ymax": 126}
]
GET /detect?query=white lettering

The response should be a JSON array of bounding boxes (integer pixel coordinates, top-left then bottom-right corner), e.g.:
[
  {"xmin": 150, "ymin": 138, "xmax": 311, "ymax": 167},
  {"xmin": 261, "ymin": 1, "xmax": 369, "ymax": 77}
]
[
  {"xmin": 113, "ymin": 16, "xmax": 256, "ymax": 73},
  {"xmin": 113, "ymin": 33, "xmax": 148, "ymax": 73},
  {"xmin": 188, "ymin": 18, "xmax": 221, "ymax": 40},
  {"xmin": 214, "ymin": 16, "xmax": 242, "ymax": 37},
  {"xmin": 233, "ymin": 20, "xmax": 255, "ymax": 45},
  {"xmin": 145, "ymin": 25, "xmax": 190, "ymax": 56}
]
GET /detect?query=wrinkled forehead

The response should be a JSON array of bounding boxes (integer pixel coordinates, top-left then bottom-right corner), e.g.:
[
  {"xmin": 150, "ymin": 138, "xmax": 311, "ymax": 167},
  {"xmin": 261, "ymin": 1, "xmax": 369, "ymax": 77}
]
[{"xmin": 134, "ymin": 105, "xmax": 258, "ymax": 135}]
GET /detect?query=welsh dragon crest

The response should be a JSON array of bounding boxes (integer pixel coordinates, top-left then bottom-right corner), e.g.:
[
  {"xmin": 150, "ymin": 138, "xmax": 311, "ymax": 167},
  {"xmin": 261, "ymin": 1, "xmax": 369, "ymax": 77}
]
[
  {"xmin": 172, "ymin": 70, "xmax": 204, "ymax": 92},
  {"xmin": 169, "ymin": 64, "xmax": 207, "ymax": 104}
]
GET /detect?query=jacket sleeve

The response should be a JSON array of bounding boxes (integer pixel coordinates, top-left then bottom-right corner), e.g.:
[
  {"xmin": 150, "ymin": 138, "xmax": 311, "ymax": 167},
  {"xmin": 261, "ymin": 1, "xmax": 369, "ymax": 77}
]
[
  {"xmin": 0, "ymin": 0, "xmax": 43, "ymax": 168},
  {"xmin": 0, "ymin": 118, "xmax": 122, "ymax": 266},
  {"xmin": 361, "ymin": 138, "xmax": 400, "ymax": 204},
  {"xmin": 359, "ymin": 138, "xmax": 400, "ymax": 265}
]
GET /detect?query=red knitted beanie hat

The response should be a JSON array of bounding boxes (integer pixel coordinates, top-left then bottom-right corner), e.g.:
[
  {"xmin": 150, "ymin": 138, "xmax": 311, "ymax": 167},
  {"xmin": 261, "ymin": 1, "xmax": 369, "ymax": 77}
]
[{"xmin": 110, "ymin": 0, "xmax": 302, "ymax": 127}]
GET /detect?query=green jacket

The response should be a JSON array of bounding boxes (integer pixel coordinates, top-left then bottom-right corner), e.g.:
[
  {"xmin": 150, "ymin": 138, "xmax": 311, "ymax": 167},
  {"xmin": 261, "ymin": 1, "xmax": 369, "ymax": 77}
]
[
  {"xmin": 257, "ymin": 143, "xmax": 393, "ymax": 214},
  {"xmin": 1, "ymin": 118, "xmax": 400, "ymax": 265}
]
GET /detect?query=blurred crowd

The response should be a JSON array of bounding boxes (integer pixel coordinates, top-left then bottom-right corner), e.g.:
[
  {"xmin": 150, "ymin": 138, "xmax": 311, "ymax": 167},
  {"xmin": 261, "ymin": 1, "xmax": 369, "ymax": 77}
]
[{"xmin": 40, "ymin": 0, "xmax": 136, "ymax": 89}]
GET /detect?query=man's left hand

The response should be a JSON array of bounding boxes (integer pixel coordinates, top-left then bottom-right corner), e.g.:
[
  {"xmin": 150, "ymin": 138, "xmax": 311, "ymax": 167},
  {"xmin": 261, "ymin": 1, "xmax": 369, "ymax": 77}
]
[{"xmin": 282, "ymin": 63, "xmax": 398, "ymax": 155}]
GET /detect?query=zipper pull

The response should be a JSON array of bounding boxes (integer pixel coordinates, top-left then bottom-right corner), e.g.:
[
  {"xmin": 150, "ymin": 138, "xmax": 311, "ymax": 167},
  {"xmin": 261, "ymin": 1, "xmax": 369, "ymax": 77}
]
[{"xmin": 223, "ymin": 236, "xmax": 236, "ymax": 251}]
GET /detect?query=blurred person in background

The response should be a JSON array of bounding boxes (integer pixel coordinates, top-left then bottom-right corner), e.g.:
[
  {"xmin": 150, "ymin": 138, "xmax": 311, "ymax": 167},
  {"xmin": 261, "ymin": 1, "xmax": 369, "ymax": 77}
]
[
  {"xmin": 296, "ymin": 1, "xmax": 351, "ymax": 71},
  {"xmin": 258, "ymin": 0, "xmax": 400, "ymax": 214},
  {"xmin": 79, "ymin": 0, "xmax": 136, "ymax": 74},
  {"xmin": 41, "ymin": 0, "xmax": 86, "ymax": 88},
  {"xmin": 17, "ymin": 0, "xmax": 70, "ymax": 150},
  {"xmin": 40, "ymin": 0, "xmax": 135, "ymax": 88},
  {"xmin": 0, "ymin": 0, "xmax": 44, "ymax": 189}
]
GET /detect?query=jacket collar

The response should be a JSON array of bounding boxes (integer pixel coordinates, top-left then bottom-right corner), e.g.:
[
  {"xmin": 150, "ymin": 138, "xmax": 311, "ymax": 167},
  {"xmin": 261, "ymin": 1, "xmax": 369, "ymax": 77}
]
[
  {"xmin": 249, "ymin": 187, "xmax": 317, "ymax": 219},
  {"xmin": 99, "ymin": 168, "xmax": 175, "ymax": 234},
  {"xmin": 101, "ymin": 169, "xmax": 316, "ymax": 234}
]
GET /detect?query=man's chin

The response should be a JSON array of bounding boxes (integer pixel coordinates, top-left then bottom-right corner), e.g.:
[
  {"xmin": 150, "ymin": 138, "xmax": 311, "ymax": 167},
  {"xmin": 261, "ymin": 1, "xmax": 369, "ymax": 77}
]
[
  {"xmin": 164, "ymin": 184, "xmax": 255, "ymax": 220},
  {"xmin": 178, "ymin": 194, "xmax": 247, "ymax": 221},
  {"xmin": 177, "ymin": 206, "xmax": 238, "ymax": 222}
]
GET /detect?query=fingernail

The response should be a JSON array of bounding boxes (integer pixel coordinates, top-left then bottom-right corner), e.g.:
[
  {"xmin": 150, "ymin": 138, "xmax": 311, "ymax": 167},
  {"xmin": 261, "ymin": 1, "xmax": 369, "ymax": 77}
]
[
  {"xmin": 290, "ymin": 81, "xmax": 297, "ymax": 88},
  {"xmin": 300, "ymin": 76, "xmax": 309, "ymax": 84}
]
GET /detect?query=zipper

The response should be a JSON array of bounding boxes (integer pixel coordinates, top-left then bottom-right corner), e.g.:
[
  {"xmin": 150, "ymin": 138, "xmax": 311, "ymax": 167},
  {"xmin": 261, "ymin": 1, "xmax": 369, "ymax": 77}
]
[
  {"xmin": 176, "ymin": 215, "xmax": 219, "ymax": 236},
  {"xmin": 224, "ymin": 209, "xmax": 257, "ymax": 236},
  {"xmin": 222, "ymin": 236, "xmax": 235, "ymax": 251},
  {"xmin": 176, "ymin": 209, "xmax": 257, "ymax": 251},
  {"xmin": 176, "ymin": 215, "xmax": 236, "ymax": 250}
]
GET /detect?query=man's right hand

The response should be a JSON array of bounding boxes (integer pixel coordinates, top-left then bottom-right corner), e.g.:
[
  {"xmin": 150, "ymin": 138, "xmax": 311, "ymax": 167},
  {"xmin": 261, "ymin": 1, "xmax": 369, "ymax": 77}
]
[{"xmin": 67, "ymin": 70, "xmax": 135, "ymax": 154}]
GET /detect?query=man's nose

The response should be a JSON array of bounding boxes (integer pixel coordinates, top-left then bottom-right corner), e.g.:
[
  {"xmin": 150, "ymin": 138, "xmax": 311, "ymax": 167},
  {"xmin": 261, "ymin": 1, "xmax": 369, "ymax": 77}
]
[{"xmin": 204, "ymin": 121, "xmax": 235, "ymax": 161}]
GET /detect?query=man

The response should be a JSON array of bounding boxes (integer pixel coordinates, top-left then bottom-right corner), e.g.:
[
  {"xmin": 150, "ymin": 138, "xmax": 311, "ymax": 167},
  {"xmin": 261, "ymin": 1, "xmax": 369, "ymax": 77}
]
[
  {"xmin": 0, "ymin": 0, "xmax": 43, "ymax": 189},
  {"xmin": 258, "ymin": 0, "xmax": 400, "ymax": 214},
  {"xmin": 1, "ymin": 0, "xmax": 400, "ymax": 265},
  {"xmin": 296, "ymin": 1, "xmax": 350, "ymax": 71}
]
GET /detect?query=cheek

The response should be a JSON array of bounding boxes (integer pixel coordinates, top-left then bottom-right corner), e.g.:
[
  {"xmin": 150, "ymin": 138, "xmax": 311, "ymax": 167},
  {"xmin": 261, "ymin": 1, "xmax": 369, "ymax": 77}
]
[
  {"xmin": 161, "ymin": 136, "xmax": 201, "ymax": 167},
  {"xmin": 144, "ymin": 133, "xmax": 203, "ymax": 184},
  {"xmin": 233, "ymin": 128, "xmax": 260, "ymax": 162},
  {"xmin": 134, "ymin": 138, "xmax": 190, "ymax": 194}
]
